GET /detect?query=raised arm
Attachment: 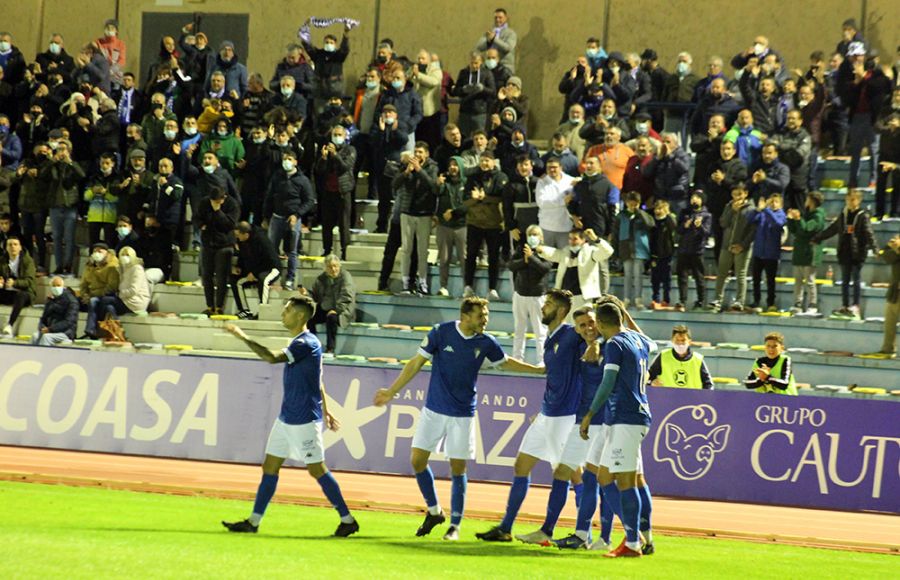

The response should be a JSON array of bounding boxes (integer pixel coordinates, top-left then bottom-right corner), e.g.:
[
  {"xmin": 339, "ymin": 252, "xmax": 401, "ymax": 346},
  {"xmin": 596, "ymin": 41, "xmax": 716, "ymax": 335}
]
[
  {"xmin": 225, "ymin": 323, "xmax": 287, "ymax": 364},
  {"xmin": 373, "ymin": 354, "xmax": 428, "ymax": 405}
]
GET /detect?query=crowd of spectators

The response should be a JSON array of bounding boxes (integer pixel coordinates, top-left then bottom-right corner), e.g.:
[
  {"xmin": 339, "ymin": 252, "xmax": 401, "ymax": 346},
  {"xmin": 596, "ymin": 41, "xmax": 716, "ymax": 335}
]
[{"xmin": 0, "ymin": 12, "xmax": 897, "ymax": 358}]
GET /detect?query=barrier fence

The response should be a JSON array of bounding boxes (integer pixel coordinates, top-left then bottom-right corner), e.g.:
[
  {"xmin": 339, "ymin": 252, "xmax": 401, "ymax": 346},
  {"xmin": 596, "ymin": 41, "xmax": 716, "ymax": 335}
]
[{"xmin": 1, "ymin": 344, "xmax": 897, "ymax": 513}]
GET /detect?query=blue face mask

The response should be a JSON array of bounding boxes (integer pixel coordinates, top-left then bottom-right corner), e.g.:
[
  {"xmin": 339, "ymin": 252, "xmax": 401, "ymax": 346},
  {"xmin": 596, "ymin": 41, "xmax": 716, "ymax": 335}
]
[
  {"xmin": 586, "ymin": 48, "xmax": 599, "ymax": 58},
  {"xmin": 331, "ymin": 135, "xmax": 345, "ymax": 146},
  {"xmin": 365, "ymin": 80, "xmax": 378, "ymax": 89},
  {"xmin": 391, "ymin": 80, "xmax": 404, "ymax": 90},
  {"xmin": 527, "ymin": 235, "xmax": 540, "ymax": 248}
]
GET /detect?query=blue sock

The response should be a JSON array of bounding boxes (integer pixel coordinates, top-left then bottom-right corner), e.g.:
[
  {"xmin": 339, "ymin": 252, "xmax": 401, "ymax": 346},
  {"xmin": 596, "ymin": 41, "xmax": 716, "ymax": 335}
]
[
  {"xmin": 599, "ymin": 485, "xmax": 615, "ymax": 543},
  {"xmin": 450, "ymin": 474, "xmax": 467, "ymax": 526},
  {"xmin": 573, "ymin": 482, "xmax": 584, "ymax": 509},
  {"xmin": 540, "ymin": 478, "xmax": 569, "ymax": 537},
  {"xmin": 619, "ymin": 487, "xmax": 642, "ymax": 544},
  {"xmin": 600, "ymin": 483, "xmax": 622, "ymax": 543},
  {"xmin": 575, "ymin": 470, "xmax": 598, "ymax": 534},
  {"xmin": 317, "ymin": 472, "xmax": 350, "ymax": 518},
  {"xmin": 251, "ymin": 473, "xmax": 279, "ymax": 519},
  {"xmin": 638, "ymin": 484, "xmax": 653, "ymax": 534},
  {"xmin": 500, "ymin": 475, "xmax": 530, "ymax": 532},
  {"xmin": 415, "ymin": 467, "xmax": 439, "ymax": 509}
]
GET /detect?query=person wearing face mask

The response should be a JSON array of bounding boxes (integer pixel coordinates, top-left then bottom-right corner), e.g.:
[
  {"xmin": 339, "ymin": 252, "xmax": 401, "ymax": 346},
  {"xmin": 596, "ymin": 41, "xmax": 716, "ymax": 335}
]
[
  {"xmin": 623, "ymin": 112, "xmax": 661, "ymax": 150},
  {"xmin": 663, "ymin": 52, "xmax": 699, "ymax": 111},
  {"xmin": 674, "ymin": 190, "xmax": 712, "ymax": 311},
  {"xmin": 0, "ymin": 32, "xmax": 25, "ymax": 88},
  {"xmin": 77, "ymin": 242, "xmax": 119, "ymax": 339},
  {"xmin": 41, "ymin": 139, "xmax": 84, "ymax": 276},
  {"xmin": 269, "ymin": 44, "xmax": 314, "ymax": 96},
  {"xmin": 351, "ymin": 68, "xmax": 382, "ymax": 198},
  {"xmin": 0, "ymin": 114, "xmax": 22, "ymax": 171},
  {"xmin": 91, "ymin": 245, "xmax": 150, "ymax": 334},
  {"xmin": 146, "ymin": 157, "xmax": 183, "ymax": 237},
  {"xmin": 199, "ymin": 117, "xmax": 245, "ymax": 175},
  {"xmin": 0, "ymin": 236, "xmax": 35, "ymax": 338},
  {"xmin": 599, "ymin": 52, "xmax": 637, "ymax": 119},
  {"xmin": 648, "ymin": 325, "xmax": 713, "ymax": 389},
  {"xmin": 474, "ymin": 8, "xmax": 518, "ymax": 73},
  {"xmin": 434, "ymin": 157, "xmax": 468, "ymax": 296},
  {"xmin": 32, "ymin": 276, "xmax": 79, "ymax": 346},
  {"xmin": 508, "ymin": 225, "xmax": 551, "ymax": 363},
  {"xmin": 114, "ymin": 148, "xmax": 157, "ymax": 225},
  {"xmin": 95, "ymin": 19, "xmax": 126, "ymax": 87},
  {"xmin": 36, "ymin": 33, "xmax": 75, "ymax": 84},
  {"xmin": 411, "ymin": 49, "xmax": 444, "ymax": 151},
  {"xmin": 149, "ymin": 119, "xmax": 181, "ymax": 166},
  {"xmin": 555, "ymin": 104, "xmax": 587, "ymax": 160},
  {"xmin": 263, "ymin": 150, "xmax": 314, "ymax": 291},
  {"xmin": 272, "ymin": 69, "xmax": 311, "ymax": 121},
  {"xmin": 84, "ymin": 153, "xmax": 120, "ymax": 245},
  {"xmin": 371, "ymin": 104, "xmax": 409, "ymax": 232},
  {"xmin": 497, "ymin": 126, "xmax": 541, "ymax": 178},
  {"xmin": 14, "ymin": 145, "xmax": 51, "ymax": 270},
  {"xmin": 301, "ymin": 22, "xmax": 352, "ymax": 113},
  {"xmin": 314, "ymin": 125, "xmax": 357, "ymax": 260},
  {"xmin": 730, "ymin": 35, "xmax": 780, "ymax": 71},
  {"xmin": 238, "ymin": 126, "xmax": 271, "ymax": 222},
  {"xmin": 376, "ymin": 68, "xmax": 423, "ymax": 151},
  {"xmin": 483, "ymin": 47, "xmax": 512, "ymax": 92},
  {"xmin": 141, "ymin": 92, "xmax": 177, "ymax": 152},
  {"xmin": 690, "ymin": 77, "xmax": 740, "ymax": 136},
  {"xmin": 452, "ymin": 52, "xmax": 496, "ymax": 139},
  {"xmin": 206, "ymin": 40, "xmax": 248, "ymax": 97},
  {"xmin": 577, "ymin": 96, "xmax": 626, "ymax": 147}
]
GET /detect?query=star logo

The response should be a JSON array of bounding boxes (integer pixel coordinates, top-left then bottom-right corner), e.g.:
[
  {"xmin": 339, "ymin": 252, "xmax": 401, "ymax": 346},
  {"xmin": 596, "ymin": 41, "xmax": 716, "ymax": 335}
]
[{"xmin": 323, "ymin": 378, "xmax": 387, "ymax": 459}]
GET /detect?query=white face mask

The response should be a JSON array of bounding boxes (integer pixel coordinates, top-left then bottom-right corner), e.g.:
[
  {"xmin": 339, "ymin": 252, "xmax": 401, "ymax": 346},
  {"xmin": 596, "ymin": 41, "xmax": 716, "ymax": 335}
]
[
  {"xmin": 164, "ymin": 129, "xmax": 177, "ymax": 140},
  {"xmin": 184, "ymin": 126, "xmax": 198, "ymax": 136},
  {"xmin": 91, "ymin": 251, "xmax": 105, "ymax": 263},
  {"xmin": 49, "ymin": 285, "xmax": 65, "ymax": 297},
  {"xmin": 203, "ymin": 164, "xmax": 216, "ymax": 174},
  {"xmin": 49, "ymin": 42, "xmax": 61, "ymax": 55},
  {"xmin": 568, "ymin": 244, "xmax": 582, "ymax": 254},
  {"xmin": 253, "ymin": 136, "xmax": 266, "ymax": 144},
  {"xmin": 105, "ymin": 29, "xmax": 117, "ymax": 38},
  {"xmin": 527, "ymin": 235, "xmax": 540, "ymax": 248},
  {"xmin": 384, "ymin": 116, "xmax": 396, "ymax": 125},
  {"xmin": 331, "ymin": 135, "xmax": 345, "ymax": 146},
  {"xmin": 119, "ymin": 255, "xmax": 132, "ymax": 266},
  {"xmin": 0, "ymin": 42, "xmax": 11, "ymax": 52},
  {"xmin": 484, "ymin": 59, "xmax": 498, "ymax": 70},
  {"xmin": 281, "ymin": 87, "xmax": 293, "ymax": 97},
  {"xmin": 117, "ymin": 226, "xmax": 130, "ymax": 238},
  {"xmin": 282, "ymin": 160, "xmax": 295, "ymax": 171},
  {"xmin": 323, "ymin": 43, "xmax": 336, "ymax": 53},
  {"xmin": 673, "ymin": 343, "xmax": 690, "ymax": 356},
  {"xmin": 217, "ymin": 129, "xmax": 228, "ymax": 137},
  {"xmin": 635, "ymin": 122, "xmax": 649, "ymax": 135},
  {"xmin": 100, "ymin": 166, "xmax": 113, "ymax": 176},
  {"xmin": 753, "ymin": 43, "xmax": 765, "ymax": 55}
]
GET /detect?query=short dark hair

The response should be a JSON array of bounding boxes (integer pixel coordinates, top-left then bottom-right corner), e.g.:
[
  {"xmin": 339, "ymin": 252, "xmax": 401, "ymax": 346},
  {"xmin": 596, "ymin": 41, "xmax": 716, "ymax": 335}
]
[
  {"xmin": 672, "ymin": 324, "xmax": 691, "ymax": 339},
  {"xmin": 762, "ymin": 141, "xmax": 778, "ymax": 152},
  {"xmin": 460, "ymin": 296, "xmax": 489, "ymax": 316},
  {"xmin": 123, "ymin": 72, "xmax": 135, "ymax": 80},
  {"xmin": 569, "ymin": 228, "xmax": 585, "ymax": 238},
  {"xmin": 596, "ymin": 302, "xmax": 623, "ymax": 327},
  {"xmin": 209, "ymin": 187, "xmax": 226, "ymax": 201},
  {"xmin": 324, "ymin": 34, "xmax": 337, "ymax": 42},
  {"xmin": 810, "ymin": 50, "xmax": 825, "ymax": 61},
  {"xmin": 116, "ymin": 215, "xmax": 131, "ymax": 225},
  {"xmin": 4, "ymin": 234, "xmax": 20, "ymax": 243},
  {"xmin": 472, "ymin": 129, "xmax": 487, "ymax": 139},
  {"xmin": 414, "ymin": 141, "xmax": 429, "ymax": 153},
  {"xmin": 806, "ymin": 190, "xmax": 825, "ymax": 207},
  {"xmin": 551, "ymin": 132, "xmax": 565, "ymax": 141},
  {"xmin": 545, "ymin": 288, "xmax": 573, "ymax": 313},
  {"xmin": 235, "ymin": 221, "xmax": 252, "ymax": 235},
  {"xmin": 624, "ymin": 191, "xmax": 641, "ymax": 203},
  {"xmin": 0, "ymin": 212, "xmax": 12, "ymax": 221},
  {"xmin": 99, "ymin": 152, "xmax": 116, "ymax": 163},
  {"xmin": 495, "ymin": 8, "xmax": 508, "ymax": 15},
  {"xmin": 732, "ymin": 182, "xmax": 748, "ymax": 193},
  {"xmin": 287, "ymin": 294, "xmax": 316, "ymax": 320},
  {"xmin": 572, "ymin": 305, "xmax": 594, "ymax": 319},
  {"xmin": 764, "ymin": 331, "xmax": 785, "ymax": 346},
  {"xmin": 515, "ymin": 154, "xmax": 532, "ymax": 165},
  {"xmin": 586, "ymin": 37, "xmax": 600, "ymax": 45}
]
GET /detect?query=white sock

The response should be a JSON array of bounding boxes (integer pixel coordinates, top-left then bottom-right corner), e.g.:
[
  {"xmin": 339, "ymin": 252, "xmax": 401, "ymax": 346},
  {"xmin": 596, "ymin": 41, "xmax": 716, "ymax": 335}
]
[
  {"xmin": 626, "ymin": 540, "xmax": 642, "ymax": 551},
  {"xmin": 644, "ymin": 530, "xmax": 653, "ymax": 543},
  {"xmin": 340, "ymin": 514, "xmax": 355, "ymax": 524},
  {"xmin": 575, "ymin": 530, "xmax": 589, "ymax": 541},
  {"xmin": 248, "ymin": 513, "xmax": 262, "ymax": 526},
  {"xmin": 428, "ymin": 504, "xmax": 442, "ymax": 516}
]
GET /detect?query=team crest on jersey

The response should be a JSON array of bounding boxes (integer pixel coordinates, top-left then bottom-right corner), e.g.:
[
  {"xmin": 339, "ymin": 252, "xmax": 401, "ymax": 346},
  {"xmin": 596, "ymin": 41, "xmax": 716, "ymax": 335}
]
[
  {"xmin": 653, "ymin": 404, "xmax": 731, "ymax": 481},
  {"xmin": 674, "ymin": 368, "xmax": 688, "ymax": 387},
  {"xmin": 473, "ymin": 348, "xmax": 481, "ymax": 358},
  {"xmin": 553, "ymin": 343, "xmax": 559, "ymax": 354},
  {"xmin": 444, "ymin": 345, "xmax": 454, "ymax": 352}
]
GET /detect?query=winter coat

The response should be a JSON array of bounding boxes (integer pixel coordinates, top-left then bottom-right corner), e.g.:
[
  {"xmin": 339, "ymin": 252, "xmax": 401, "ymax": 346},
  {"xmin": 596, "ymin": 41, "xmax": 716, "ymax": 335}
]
[
  {"xmin": 147, "ymin": 173, "xmax": 184, "ymax": 227},
  {"xmin": 311, "ymin": 270, "xmax": 356, "ymax": 328},
  {"xmin": 393, "ymin": 158, "xmax": 439, "ymax": 216},
  {"xmin": 436, "ymin": 170, "xmax": 468, "ymax": 229},
  {"xmin": 502, "ymin": 172, "xmax": 539, "ymax": 233},
  {"xmin": 237, "ymin": 228, "xmax": 280, "ymax": 277},
  {"xmin": 199, "ymin": 132, "xmax": 245, "ymax": 173},
  {"xmin": 647, "ymin": 147, "xmax": 691, "ymax": 201},
  {"xmin": 707, "ymin": 157, "xmax": 748, "ymax": 217},
  {"xmin": 814, "ymin": 207, "xmax": 876, "ymax": 264},
  {"xmin": 15, "ymin": 158, "xmax": 50, "ymax": 213},
  {"xmin": 750, "ymin": 207, "xmax": 787, "ymax": 261},
  {"xmin": 689, "ymin": 132, "xmax": 724, "ymax": 190},
  {"xmin": 651, "ymin": 213, "xmax": 678, "ymax": 259},
  {"xmin": 375, "ymin": 83, "xmax": 424, "ymax": 135},
  {"xmin": 677, "ymin": 205, "xmax": 712, "ymax": 256},
  {"xmin": 413, "ymin": 63, "xmax": 443, "ymax": 117},
  {"xmin": 79, "ymin": 255, "xmax": 120, "ymax": 301},
  {"xmin": 264, "ymin": 169, "xmax": 315, "ymax": 220},
  {"xmin": 38, "ymin": 288, "xmax": 79, "ymax": 339},
  {"xmin": 207, "ymin": 54, "xmax": 248, "ymax": 95},
  {"xmin": 569, "ymin": 173, "xmax": 615, "ymax": 237},
  {"xmin": 452, "ymin": 67, "xmax": 496, "ymax": 115},
  {"xmin": 508, "ymin": 245, "xmax": 552, "ymax": 296},
  {"xmin": 84, "ymin": 172, "xmax": 120, "ymax": 224},
  {"xmin": 118, "ymin": 261, "xmax": 151, "ymax": 313},
  {"xmin": 314, "ymin": 144, "xmax": 357, "ymax": 195},
  {"xmin": 196, "ymin": 196, "xmax": 240, "ymax": 250},
  {"xmin": 617, "ymin": 209, "xmax": 654, "ymax": 260},
  {"xmin": 776, "ymin": 127, "xmax": 812, "ymax": 188},
  {"xmin": 724, "ymin": 124, "xmax": 764, "ymax": 168},
  {"xmin": 461, "ymin": 167, "xmax": 507, "ymax": 229},
  {"xmin": 787, "ymin": 206, "xmax": 825, "ymax": 266},
  {"xmin": 720, "ymin": 201, "xmax": 758, "ymax": 252},
  {"xmin": 41, "ymin": 159, "xmax": 85, "ymax": 208},
  {"xmin": 0, "ymin": 252, "xmax": 36, "ymax": 300},
  {"xmin": 749, "ymin": 160, "xmax": 790, "ymax": 200}
]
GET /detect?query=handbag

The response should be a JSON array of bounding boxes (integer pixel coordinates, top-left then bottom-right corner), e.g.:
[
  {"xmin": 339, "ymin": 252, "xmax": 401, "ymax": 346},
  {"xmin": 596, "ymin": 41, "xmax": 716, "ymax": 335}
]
[{"xmin": 98, "ymin": 314, "xmax": 127, "ymax": 343}]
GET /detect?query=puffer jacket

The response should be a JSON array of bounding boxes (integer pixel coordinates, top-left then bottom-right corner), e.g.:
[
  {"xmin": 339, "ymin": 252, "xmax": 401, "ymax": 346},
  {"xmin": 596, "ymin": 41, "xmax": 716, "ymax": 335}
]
[
  {"xmin": 314, "ymin": 143, "xmax": 357, "ymax": 195},
  {"xmin": 41, "ymin": 159, "xmax": 85, "ymax": 208},
  {"xmin": 38, "ymin": 288, "xmax": 79, "ymax": 339},
  {"xmin": 117, "ymin": 260, "xmax": 151, "ymax": 313},
  {"xmin": 750, "ymin": 207, "xmax": 787, "ymax": 261},
  {"xmin": 648, "ymin": 147, "xmax": 691, "ymax": 201},
  {"xmin": 676, "ymin": 205, "xmax": 712, "ymax": 256},
  {"xmin": 813, "ymin": 207, "xmax": 876, "ymax": 264},
  {"xmin": 79, "ymin": 255, "xmax": 120, "ymax": 300}
]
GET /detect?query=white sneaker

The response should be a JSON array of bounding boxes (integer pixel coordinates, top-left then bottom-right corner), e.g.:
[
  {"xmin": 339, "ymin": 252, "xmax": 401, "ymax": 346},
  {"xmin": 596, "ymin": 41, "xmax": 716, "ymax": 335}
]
[
  {"xmin": 848, "ymin": 305, "xmax": 861, "ymax": 319},
  {"xmin": 515, "ymin": 529, "xmax": 552, "ymax": 545},
  {"xmin": 438, "ymin": 287, "xmax": 450, "ymax": 297},
  {"xmin": 487, "ymin": 289, "xmax": 500, "ymax": 301},
  {"xmin": 463, "ymin": 285, "xmax": 475, "ymax": 298},
  {"xmin": 588, "ymin": 539, "xmax": 611, "ymax": 551},
  {"xmin": 283, "ymin": 281, "xmax": 295, "ymax": 291},
  {"xmin": 805, "ymin": 306, "xmax": 819, "ymax": 315},
  {"xmin": 1, "ymin": 324, "xmax": 12, "ymax": 338},
  {"xmin": 442, "ymin": 526, "xmax": 460, "ymax": 541},
  {"xmin": 633, "ymin": 300, "xmax": 645, "ymax": 310}
]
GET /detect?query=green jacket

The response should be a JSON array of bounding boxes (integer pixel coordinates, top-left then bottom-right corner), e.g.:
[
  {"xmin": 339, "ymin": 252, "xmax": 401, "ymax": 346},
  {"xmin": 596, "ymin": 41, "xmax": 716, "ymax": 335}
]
[
  {"xmin": 436, "ymin": 176, "xmax": 467, "ymax": 229},
  {"xmin": 0, "ymin": 252, "xmax": 36, "ymax": 300},
  {"xmin": 787, "ymin": 206, "xmax": 825, "ymax": 266},
  {"xmin": 15, "ymin": 159, "xmax": 51, "ymax": 213},
  {"xmin": 199, "ymin": 133, "xmax": 245, "ymax": 173},
  {"xmin": 40, "ymin": 159, "xmax": 85, "ymax": 208}
]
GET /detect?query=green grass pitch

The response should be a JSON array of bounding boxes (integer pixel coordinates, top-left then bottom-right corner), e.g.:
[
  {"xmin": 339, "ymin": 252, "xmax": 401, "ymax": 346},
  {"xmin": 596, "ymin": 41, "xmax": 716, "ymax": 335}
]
[{"xmin": 0, "ymin": 481, "xmax": 893, "ymax": 579}]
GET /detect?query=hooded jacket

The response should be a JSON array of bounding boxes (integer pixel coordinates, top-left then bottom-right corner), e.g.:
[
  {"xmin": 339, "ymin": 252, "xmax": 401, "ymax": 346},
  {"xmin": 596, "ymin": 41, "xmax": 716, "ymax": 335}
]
[
  {"xmin": 436, "ymin": 157, "xmax": 468, "ymax": 229},
  {"xmin": 264, "ymin": 168, "xmax": 316, "ymax": 220},
  {"xmin": 207, "ymin": 50, "xmax": 248, "ymax": 95},
  {"xmin": 750, "ymin": 206, "xmax": 787, "ymax": 261},
  {"xmin": 376, "ymin": 81, "xmax": 424, "ymax": 135},
  {"xmin": 813, "ymin": 207, "xmax": 876, "ymax": 263},
  {"xmin": 39, "ymin": 287, "xmax": 79, "ymax": 339},
  {"xmin": 676, "ymin": 204, "xmax": 712, "ymax": 256}
]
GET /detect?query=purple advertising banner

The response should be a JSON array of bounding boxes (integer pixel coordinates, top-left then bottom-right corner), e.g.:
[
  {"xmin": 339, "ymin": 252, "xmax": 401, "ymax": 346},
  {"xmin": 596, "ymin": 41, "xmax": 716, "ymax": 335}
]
[{"xmin": 1, "ymin": 344, "xmax": 898, "ymax": 513}]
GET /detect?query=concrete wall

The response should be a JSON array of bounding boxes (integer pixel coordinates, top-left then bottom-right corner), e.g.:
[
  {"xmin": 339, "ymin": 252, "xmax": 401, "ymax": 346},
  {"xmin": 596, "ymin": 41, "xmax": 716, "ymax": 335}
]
[{"xmin": 3, "ymin": 0, "xmax": 895, "ymax": 138}]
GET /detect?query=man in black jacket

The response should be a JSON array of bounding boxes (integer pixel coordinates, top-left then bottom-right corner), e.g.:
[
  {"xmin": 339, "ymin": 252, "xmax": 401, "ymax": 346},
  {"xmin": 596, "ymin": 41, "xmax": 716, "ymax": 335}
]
[
  {"xmin": 503, "ymin": 156, "xmax": 539, "ymax": 251},
  {"xmin": 371, "ymin": 104, "xmax": 408, "ymax": 232},
  {"xmin": 263, "ymin": 149, "xmax": 315, "ymax": 291},
  {"xmin": 314, "ymin": 124, "xmax": 357, "ymax": 259},
  {"xmin": 508, "ymin": 225, "xmax": 551, "ymax": 363},
  {"xmin": 196, "ymin": 187, "xmax": 240, "ymax": 314},
  {"xmin": 452, "ymin": 53, "xmax": 496, "ymax": 138},
  {"xmin": 568, "ymin": 155, "xmax": 612, "ymax": 239},
  {"xmin": 394, "ymin": 143, "xmax": 438, "ymax": 294},
  {"xmin": 231, "ymin": 221, "xmax": 281, "ymax": 319},
  {"xmin": 31, "ymin": 276, "xmax": 79, "ymax": 345},
  {"xmin": 690, "ymin": 114, "xmax": 727, "ymax": 191}
]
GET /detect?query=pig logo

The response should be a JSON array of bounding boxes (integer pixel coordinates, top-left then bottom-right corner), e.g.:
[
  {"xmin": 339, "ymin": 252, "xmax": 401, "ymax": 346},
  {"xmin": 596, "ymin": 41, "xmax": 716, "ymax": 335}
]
[{"xmin": 653, "ymin": 404, "xmax": 731, "ymax": 481}]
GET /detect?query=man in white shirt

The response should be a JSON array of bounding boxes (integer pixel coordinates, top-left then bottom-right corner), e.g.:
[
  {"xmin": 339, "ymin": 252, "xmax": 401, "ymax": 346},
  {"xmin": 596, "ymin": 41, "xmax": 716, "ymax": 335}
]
[{"xmin": 535, "ymin": 158, "xmax": 575, "ymax": 250}]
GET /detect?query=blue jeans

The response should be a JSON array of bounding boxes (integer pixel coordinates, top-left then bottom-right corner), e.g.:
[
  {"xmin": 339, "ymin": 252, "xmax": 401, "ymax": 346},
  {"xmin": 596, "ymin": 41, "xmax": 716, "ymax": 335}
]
[
  {"xmin": 83, "ymin": 296, "xmax": 101, "ymax": 336},
  {"xmin": 268, "ymin": 214, "xmax": 300, "ymax": 285},
  {"xmin": 49, "ymin": 206, "xmax": 77, "ymax": 271}
]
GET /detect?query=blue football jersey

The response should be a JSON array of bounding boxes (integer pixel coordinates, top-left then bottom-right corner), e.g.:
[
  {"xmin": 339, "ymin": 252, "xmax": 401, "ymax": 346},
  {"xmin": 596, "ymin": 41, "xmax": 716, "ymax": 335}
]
[
  {"xmin": 418, "ymin": 321, "xmax": 507, "ymax": 417},
  {"xmin": 280, "ymin": 331, "xmax": 324, "ymax": 425},
  {"xmin": 602, "ymin": 330, "xmax": 655, "ymax": 426},
  {"xmin": 541, "ymin": 324, "xmax": 584, "ymax": 417},
  {"xmin": 578, "ymin": 348, "xmax": 609, "ymax": 425}
]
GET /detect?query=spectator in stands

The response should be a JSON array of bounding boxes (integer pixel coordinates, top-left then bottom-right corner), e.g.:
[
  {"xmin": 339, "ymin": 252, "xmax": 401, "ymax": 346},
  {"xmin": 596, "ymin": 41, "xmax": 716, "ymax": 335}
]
[
  {"xmin": 43, "ymin": 139, "xmax": 83, "ymax": 276},
  {"xmin": 540, "ymin": 133, "xmax": 579, "ymax": 177},
  {"xmin": 95, "ymin": 19, "xmax": 124, "ymax": 85},
  {"xmin": 0, "ymin": 114, "xmax": 22, "ymax": 170},
  {"xmin": 663, "ymin": 52, "xmax": 699, "ymax": 109},
  {"xmin": 786, "ymin": 191, "xmax": 826, "ymax": 315},
  {"xmin": 536, "ymin": 157, "xmax": 576, "ymax": 250},
  {"xmin": 147, "ymin": 156, "xmax": 183, "ymax": 239},
  {"xmin": 569, "ymin": 152, "xmax": 615, "ymax": 249},
  {"xmin": 539, "ymin": 228, "xmax": 613, "ymax": 312},
  {"xmin": 197, "ymin": 187, "xmax": 240, "ymax": 315},
  {"xmin": 0, "ymin": 236, "xmax": 34, "ymax": 337},
  {"xmin": 78, "ymin": 242, "xmax": 119, "ymax": 339},
  {"xmin": 269, "ymin": 43, "xmax": 313, "ymax": 95},
  {"xmin": 639, "ymin": 48, "xmax": 668, "ymax": 128},
  {"xmin": 648, "ymin": 132, "xmax": 690, "ymax": 215},
  {"xmin": 303, "ymin": 21, "xmax": 352, "ymax": 113},
  {"xmin": 149, "ymin": 118, "xmax": 181, "ymax": 166},
  {"xmin": 693, "ymin": 56, "xmax": 726, "ymax": 102},
  {"xmin": 394, "ymin": 144, "xmax": 438, "ymax": 295},
  {"xmin": 492, "ymin": 76, "xmax": 529, "ymax": 128},
  {"xmin": 453, "ymin": 52, "xmax": 496, "ymax": 138},
  {"xmin": 731, "ymin": 35, "xmax": 779, "ymax": 70},
  {"xmin": 84, "ymin": 152, "xmax": 119, "ymax": 245},
  {"xmin": 749, "ymin": 142, "xmax": 790, "ymax": 201},
  {"xmin": 649, "ymin": 325, "xmax": 713, "ymax": 389},
  {"xmin": 650, "ymin": 199, "xmax": 677, "ymax": 309},
  {"xmin": 460, "ymin": 129, "xmax": 489, "ymax": 176},
  {"xmin": 708, "ymin": 139, "xmax": 748, "ymax": 260},
  {"xmin": 582, "ymin": 126, "xmax": 633, "ymax": 191},
  {"xmin": 113, "ymin": 216, "xmax": 139, "ymax": 254},
  {"xmin": 503, "ymin": 156, "xmax": 539, "ymax": 251},
  {"xmin": 876, "ymin": 234, "xmax": 900, "ymax": 358},
  {"xmin": 690, "ymin": 77, "xmax": 739, "ymax": 135},
  {"xmin": 622, "ymin": 136, "xmax": 655, "ymax": 207},
  {"xmin": 377, "ymin": 67, "xmax": 423, "ymax": 149},
  {"xmin": 813, "ymin": 188, "xmax": 876, "ymax": 320},
  {"xmin": 461, "ymin": 152, "xmax": 507, "ymax": 299},
  {"xmin": 690, "ymin": 114, "xmax": 727, "ymax": 191},
  {"xmin": 578, "ymin": 97, "xmax": 626, "ymax": 147},
  {"xmin": 263, "ymin": 150, "xmax": 314, "ymax": 292},
  {"xmin": 237, "ymin": 74, "xmax": 273, "ymax": 139},
  {"xmin": 433, "ymin": 123, "xmax": 467, "ymax": 173},
  {"xmin": 774, "ymin": 109, "xmax": 812, "ymax": 210},
  {"xmin": 484, "ymin": 47, "xmax": 512, "ymax": 92},
  {"xmin": 435, "ymin": 157, "xmax": 468, "ymax": 297},
  {"xmin": 626, "ymin": 52, "xmax": 652, "ymax": 113},
  {"xmin": 744, "ymin": 331, "xmax": 797, "ymax": 396},
  {"xmin": 0, "ymin": 32, "xmax": 26, "ymax": 86},
  {"xmin": 617, "ymin": 191, "xmax": 654, "ymax": 309},
  {"xmin": 125, "ymin": 123, "xmax": 148, "ymax": 158},
  {"xmin": 231, "ymin": 221, "xmax": 280, "ymax": 320},
  {"xmin": 116, "ymin": 72, "xmax": 144, "ymax": 130},
  {"xmin": 32, "ymin": 276, "xmax": 78, "ymax": 346},
  {"xmin": 116, "ymin": 148, "xmax": 156, "ymax": 226},
  {"xmin": 14, "ymin": 145, "xmax": 50, "ymax": 271},
  {"xmin": 315, "ymin": 124, "xmax": 356, "ymax": 260},
  {"xmin": 711, "ymin": 183, "xmax": 756, "ymax": 313},
  {"xmin": 352, "ymin": 68, "xmax": 381, "ymax": 200},
  {"xmin": 208, "ymin": 41, "xmax": 248, "ymax": 97},
  {"xmin": 411, "ymin": 49, "xmax": 443, "ymax": 151},
  {"xmin": 624, "ymin": 111, "xmax": 661, "ymax": 152},
  {"xmin": 739, "ymin": 66, "xmax": 780, "ymax": 135},
  {"xmin": 557, "ymin": 104, "xmax": 587, "ymax": 160},
  {"xmin": 371, "ymin": 104, "xmax": 408, "ymax": 233},
  {"xmin": 93, "ymin": 245, "xmax": 150, "ymax": 328},
  {"xmin": 0, "ymin": 214, "xmax": 15, "ymax": 255},
  {"xmin": 749, "ymin": 193, "xmax": 786, "ymax": 313},
  {"xmin": 475, "ymin": 8, "xmax": 517, "ymax": 73},
  {"xmin": 142, "ymin": 92, "xmax": 177, "ymax": 153},
  {"xmin": 724, "ymin": 109, "xmax": 764, "ymax": 169},
  {"xmin": 306, "ymin": 254, "xmax": 356, "ymax": 355},
  {"xmin": 497, "ymin": 125, "xmax": 541, "ymax": 178},
  {"xmin": 509, "ymin": 225, "xmax": 551, "ymax": 363},
  {"xmin": 875, "ymin": 112, "xmax": 900, "ymax": 220},
  {"xmin": 200, "ymin": 117, "xmax": 244, "ymax": 175},
  {"xmin": 272, "ymin": 75, "xmax": 308, "ymax": 120}
]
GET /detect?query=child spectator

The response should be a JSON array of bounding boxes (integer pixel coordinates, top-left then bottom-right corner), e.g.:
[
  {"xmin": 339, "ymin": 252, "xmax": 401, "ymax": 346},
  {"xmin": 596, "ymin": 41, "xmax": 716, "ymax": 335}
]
[
  {"xmin": 83, "ymin": 153, "xmax": 120, "ymax": 245},
  {"xmin": 649, "ymin": 198, "xmax": 677, "ymax": 309},
  {"xmin": 508, "ymin": 225, "xmax": 551, "ymax": 363},
  {"xmin": 617, "ymin": 191, "xmax": 654, "ymax": 309},
  {"xmin": 813, "ymin": 189, "xmax": 876, "ymax": 320},
  {"xmin": 749, "ymin": 193, "xmax": 786, "ymax": 312},
  {"xmin": 435, "ymin": 157, "xmax": 467, "ymax": 297},
  {"xmin": 648, "ymin": 325, "xmax": 714, "ymax": 389},
  {"xmin": 711, "ymin": 182, "xmax": 756, "ymax": 313},
  {"xmin": 744, "ymin": 331, "xmax": 797, "ymax": 395},
  {"xmin": 675, "ymin": 190, "xmax": 712, "ymax": 312},
  {"xmin": 786, "ymin": 191, "xmax": 826, "ymax": 314}
]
